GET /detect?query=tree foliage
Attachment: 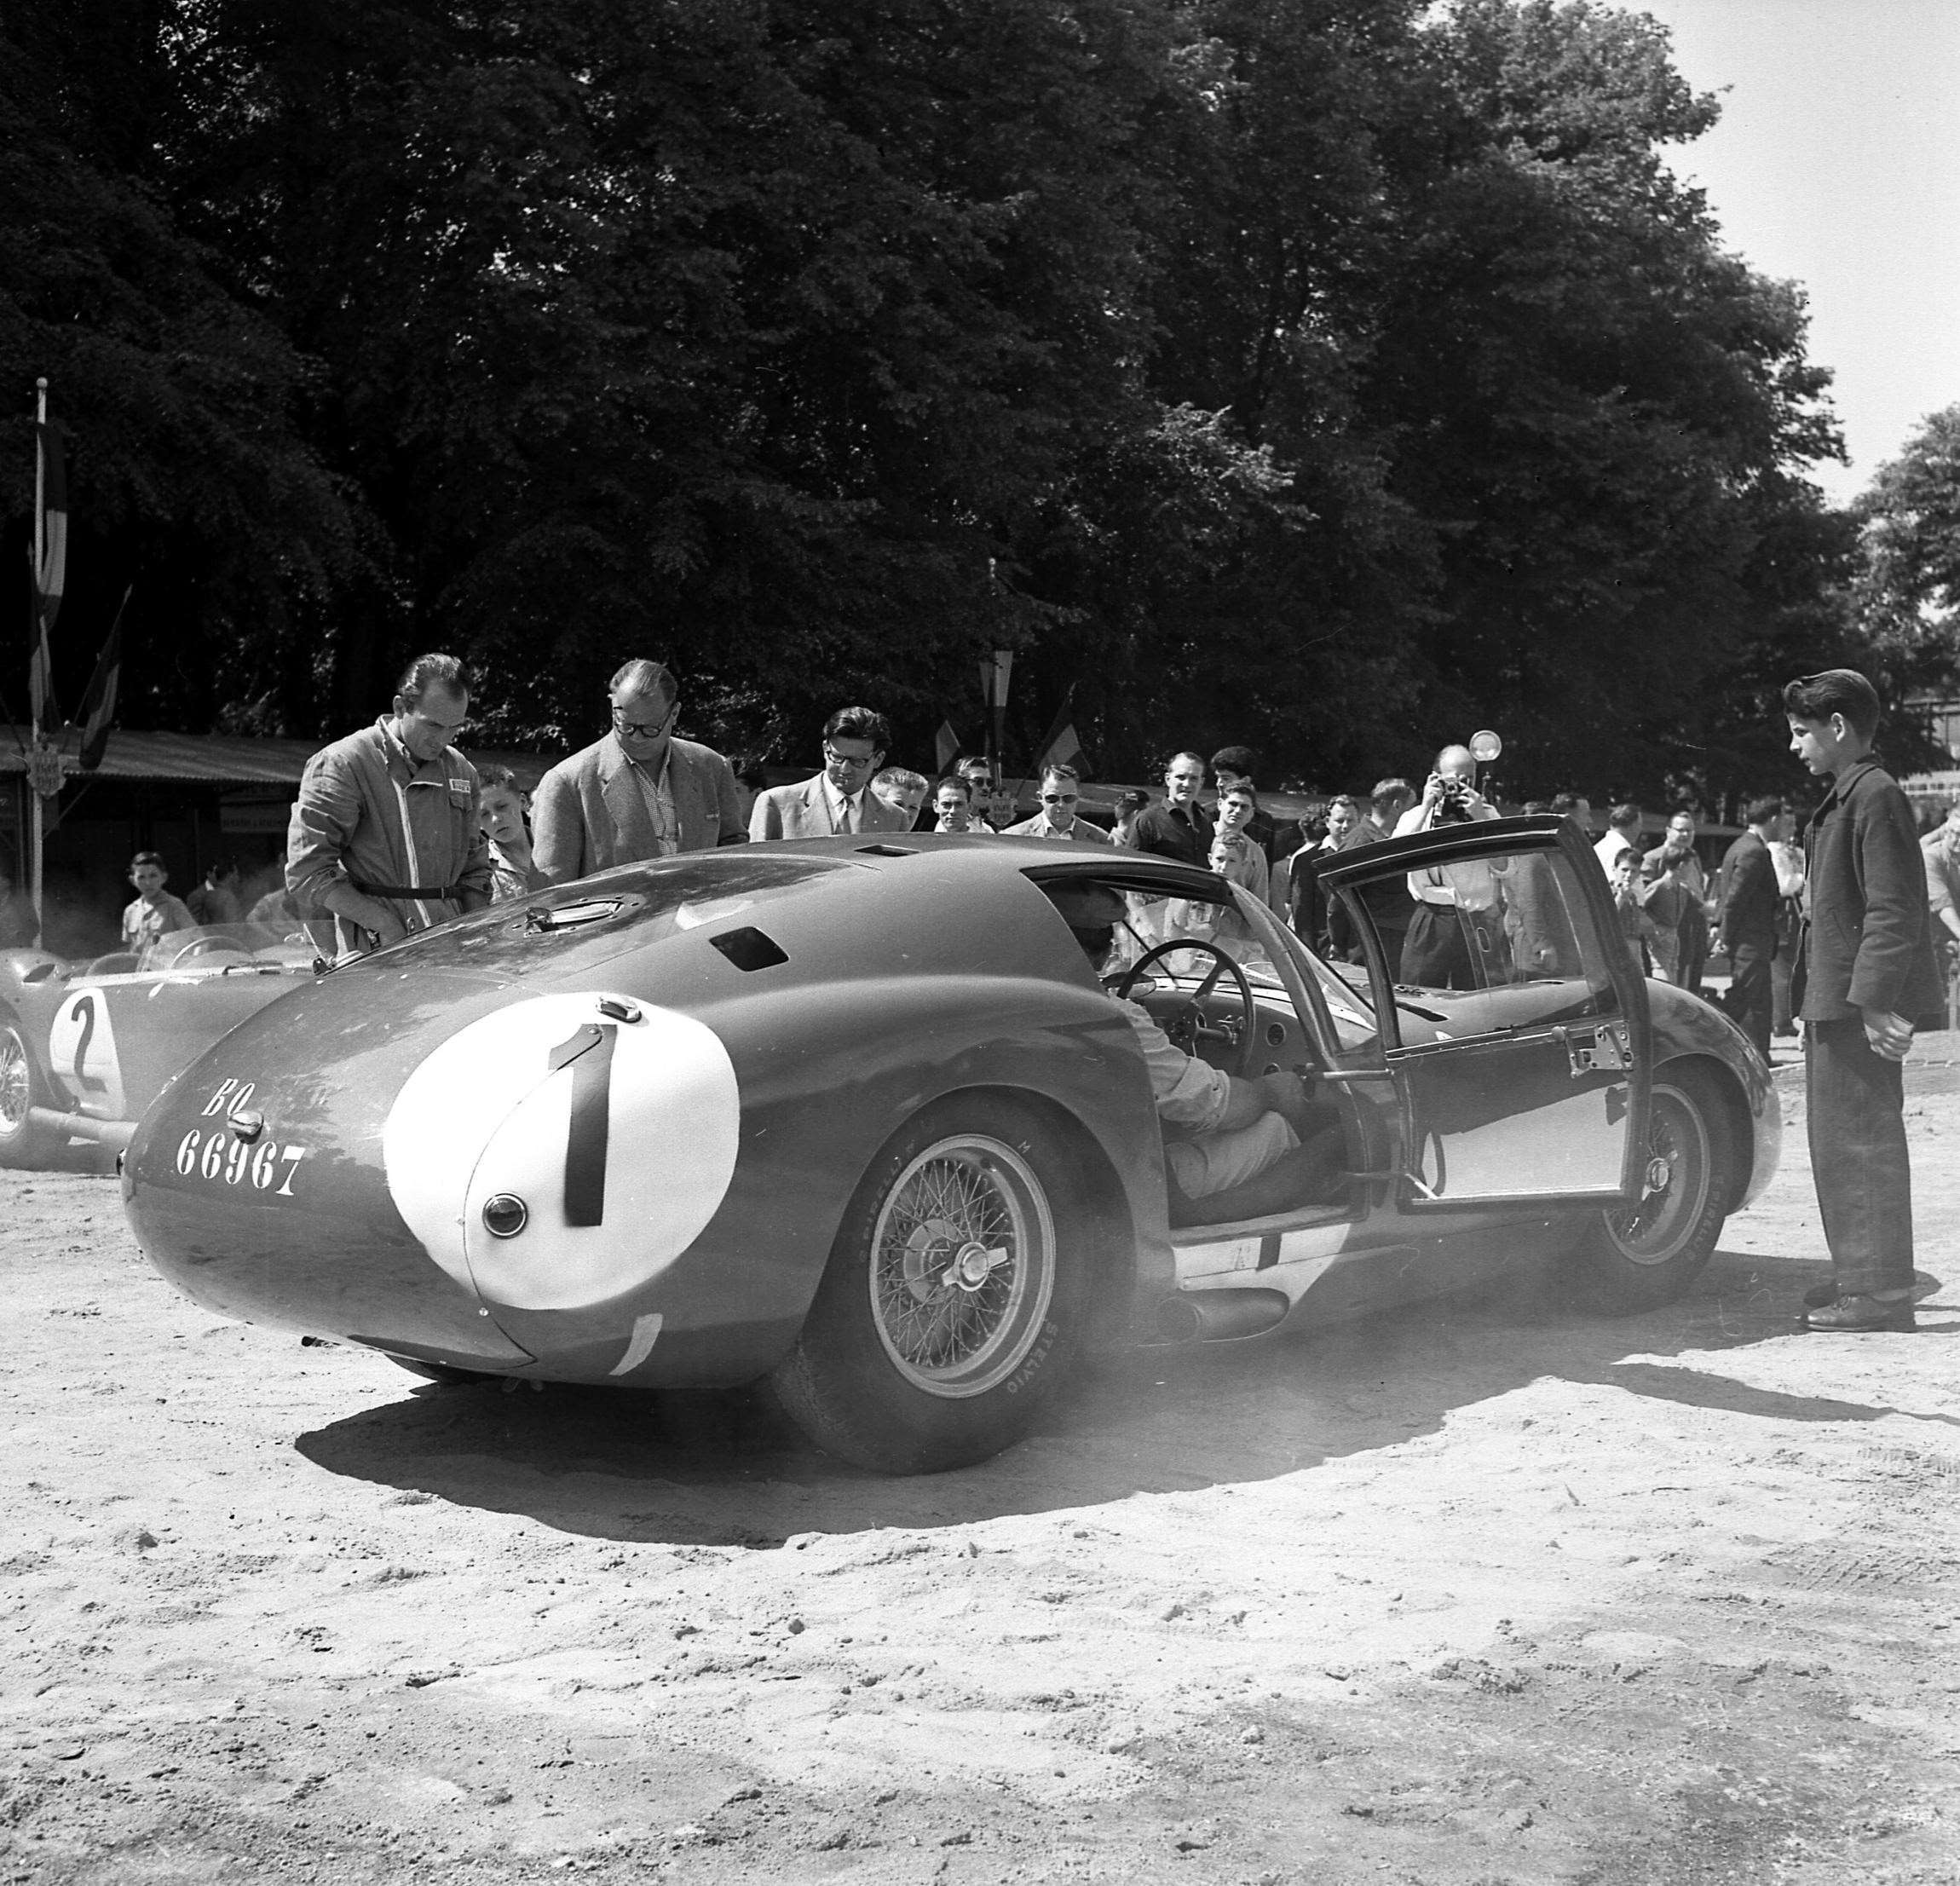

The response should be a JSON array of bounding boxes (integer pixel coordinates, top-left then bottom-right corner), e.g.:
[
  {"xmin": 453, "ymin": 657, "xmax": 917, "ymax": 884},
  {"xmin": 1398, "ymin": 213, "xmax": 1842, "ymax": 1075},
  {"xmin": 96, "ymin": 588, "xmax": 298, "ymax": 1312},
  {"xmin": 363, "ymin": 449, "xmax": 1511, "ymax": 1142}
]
[{"xmin": 2, "ymin": 0, "xmax": 1875, "ymax": 799}]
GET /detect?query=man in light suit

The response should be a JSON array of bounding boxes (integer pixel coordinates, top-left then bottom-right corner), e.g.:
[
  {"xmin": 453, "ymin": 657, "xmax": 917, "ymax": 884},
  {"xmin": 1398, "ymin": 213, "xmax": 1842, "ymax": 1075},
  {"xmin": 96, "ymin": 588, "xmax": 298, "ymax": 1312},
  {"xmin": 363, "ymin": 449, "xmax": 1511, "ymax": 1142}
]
[
  {"xmin": 749, "ymin": 707, "xmax": 913, "ymax": 839},
  {"xmin": 532, "ymin": 659, "xmax": 747, "ymax": 885}
]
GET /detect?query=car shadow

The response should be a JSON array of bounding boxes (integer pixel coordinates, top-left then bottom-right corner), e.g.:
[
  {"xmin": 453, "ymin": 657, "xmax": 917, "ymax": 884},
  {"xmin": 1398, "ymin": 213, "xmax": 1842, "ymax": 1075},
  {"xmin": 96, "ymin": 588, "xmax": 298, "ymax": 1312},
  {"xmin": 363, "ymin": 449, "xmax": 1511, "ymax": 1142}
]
[{"xmin": 291, "ymin": 1245, "xmax": 1957, "ymax": 1548}]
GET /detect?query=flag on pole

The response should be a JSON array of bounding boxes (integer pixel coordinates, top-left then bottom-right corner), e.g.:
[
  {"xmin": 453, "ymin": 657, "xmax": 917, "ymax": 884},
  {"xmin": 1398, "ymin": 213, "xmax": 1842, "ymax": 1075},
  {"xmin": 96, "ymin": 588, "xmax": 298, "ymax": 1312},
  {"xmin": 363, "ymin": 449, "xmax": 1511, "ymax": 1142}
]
[
  {"xmin": 31, "ymin": 400, "xmax": 67, "ymax": 733},
  {"xmin": 1037, "ymin": 722, "xmax": 1081, "ymax": 775},
  {"xmin": 74, "ymin": 586, "xmax": 128, "ymax": 771},
  {"xmin": 934, "ymin": 719, "xmax": 960, "ymax": 775},
  {"xmin": 1029, "ymin": 683, "xmax": 1081, "ymax": 778}
]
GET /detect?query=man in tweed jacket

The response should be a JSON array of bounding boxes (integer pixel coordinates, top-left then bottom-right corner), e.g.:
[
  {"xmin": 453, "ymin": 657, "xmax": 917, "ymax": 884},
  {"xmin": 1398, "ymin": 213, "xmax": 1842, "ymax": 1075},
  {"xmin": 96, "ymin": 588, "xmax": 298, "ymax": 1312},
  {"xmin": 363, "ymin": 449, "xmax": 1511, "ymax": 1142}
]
[{"xmin": 532, "ymin": 660, "xmax": 747, "ymax": 884}]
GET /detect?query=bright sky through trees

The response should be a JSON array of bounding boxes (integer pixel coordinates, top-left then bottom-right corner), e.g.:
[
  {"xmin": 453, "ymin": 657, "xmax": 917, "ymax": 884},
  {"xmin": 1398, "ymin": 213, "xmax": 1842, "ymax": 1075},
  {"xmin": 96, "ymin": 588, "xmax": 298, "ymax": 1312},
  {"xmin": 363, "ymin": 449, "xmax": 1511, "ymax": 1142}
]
[{"xmin": 1632, "ymin": 0, "xmax": 1960, "ymax": 505}]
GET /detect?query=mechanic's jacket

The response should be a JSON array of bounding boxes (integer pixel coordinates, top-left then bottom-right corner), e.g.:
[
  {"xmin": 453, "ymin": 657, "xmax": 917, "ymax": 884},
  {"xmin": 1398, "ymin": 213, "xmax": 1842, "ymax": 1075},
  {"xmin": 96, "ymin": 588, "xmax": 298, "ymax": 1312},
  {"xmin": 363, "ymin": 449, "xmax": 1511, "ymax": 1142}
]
[{"xmin": 286, "ymin": 718, "xmax": 493, "ymax": 952}]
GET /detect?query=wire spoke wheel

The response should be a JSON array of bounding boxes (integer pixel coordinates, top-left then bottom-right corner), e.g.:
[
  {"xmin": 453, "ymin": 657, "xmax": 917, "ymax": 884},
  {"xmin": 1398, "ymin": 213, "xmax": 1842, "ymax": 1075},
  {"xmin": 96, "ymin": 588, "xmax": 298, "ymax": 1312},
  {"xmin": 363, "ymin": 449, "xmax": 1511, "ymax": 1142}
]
[
  {"xmin": 0, "ymin": 1020, "xmax": 59, "ymax": 1169},
  {"xmin": 1603, "ymin": 1083, "xmax": 1710, "ymax": 1266},
  {"xmin": 1564, "ymin": 1067, "xmax": 1734, "ymax": 1314},
  {"xmin": 867, "ymin": 1133, "xmax": 1056, "ymax": 1397},
  {"xmin": 0, "ymin": 1028, "xmax": 32, "ymax": 1140}
]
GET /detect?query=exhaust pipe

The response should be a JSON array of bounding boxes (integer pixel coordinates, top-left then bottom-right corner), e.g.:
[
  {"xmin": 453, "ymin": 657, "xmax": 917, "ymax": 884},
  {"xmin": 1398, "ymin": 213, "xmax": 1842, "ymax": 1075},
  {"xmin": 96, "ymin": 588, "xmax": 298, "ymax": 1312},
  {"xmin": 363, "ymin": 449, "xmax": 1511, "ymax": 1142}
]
[
  {"xmin": 1156, "ymin": 1287, "xmax": 1290, "ymax": 1344},
  {"xmin": 26, "ymin": 1106, "xmax": 135, "ymax": 1151}
]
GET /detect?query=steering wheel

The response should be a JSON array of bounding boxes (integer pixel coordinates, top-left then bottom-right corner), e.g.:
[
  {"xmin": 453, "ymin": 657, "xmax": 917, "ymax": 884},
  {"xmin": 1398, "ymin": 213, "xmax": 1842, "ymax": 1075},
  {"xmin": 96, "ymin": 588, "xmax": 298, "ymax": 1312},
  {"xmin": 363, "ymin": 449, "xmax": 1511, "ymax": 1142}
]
[{"xmin": 1115, "ymin": 938, "xmax": 1258, "ymax": 1077}]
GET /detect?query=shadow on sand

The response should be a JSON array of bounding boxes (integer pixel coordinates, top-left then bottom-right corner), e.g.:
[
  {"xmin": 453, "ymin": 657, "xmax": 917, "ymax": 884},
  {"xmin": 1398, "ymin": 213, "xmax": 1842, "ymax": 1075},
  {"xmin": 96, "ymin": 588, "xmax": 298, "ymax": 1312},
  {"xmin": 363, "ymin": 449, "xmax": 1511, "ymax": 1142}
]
[{"xmin": 293, "ymin": 1244, "xmax": 1954, "ymax": 1549}]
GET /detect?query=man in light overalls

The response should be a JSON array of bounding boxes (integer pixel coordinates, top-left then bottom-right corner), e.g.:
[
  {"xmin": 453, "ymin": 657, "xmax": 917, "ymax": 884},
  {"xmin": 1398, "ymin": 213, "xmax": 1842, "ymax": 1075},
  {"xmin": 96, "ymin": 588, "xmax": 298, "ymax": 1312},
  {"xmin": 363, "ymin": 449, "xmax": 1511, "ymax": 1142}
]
[{"xmin": 286, "ymin": 653, "xmax": 493, "ymax": 954}]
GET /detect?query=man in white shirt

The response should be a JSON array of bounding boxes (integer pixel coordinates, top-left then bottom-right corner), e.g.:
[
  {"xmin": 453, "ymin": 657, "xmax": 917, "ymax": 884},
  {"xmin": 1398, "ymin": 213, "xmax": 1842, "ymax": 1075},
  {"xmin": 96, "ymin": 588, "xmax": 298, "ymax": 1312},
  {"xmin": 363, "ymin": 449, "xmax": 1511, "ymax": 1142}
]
[
  {"xmin": 748, "ymin": 707, "xmax": 914, "ymax": 839},
  {"xmin": 931, "ymin": 776, "xmax": 982, "ymax": 833},
  {"xmin": 1392, "ymin": 744, "xmax": 1502, "ymax": 988},
  {"xmin": 1593, "ymin": 802, "xmax": 1643, "ymax": 876},
  {"xmin": 1006, "ymin": 764, "xmax": 1111, "ymax": 843}
]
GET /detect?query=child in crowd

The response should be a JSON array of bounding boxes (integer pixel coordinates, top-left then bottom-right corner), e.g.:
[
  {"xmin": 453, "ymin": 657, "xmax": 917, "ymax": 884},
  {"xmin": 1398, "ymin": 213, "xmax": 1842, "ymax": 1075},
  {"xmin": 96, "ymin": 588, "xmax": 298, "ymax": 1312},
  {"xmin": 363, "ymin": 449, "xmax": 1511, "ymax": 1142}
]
[
  {"xmin": 478, "ymin": 764, "xmax": 548, "ymax": 901},
  {"xmin": 121, "ymin": 851, "xmax": 196, "ymax": 967},
  {"xmin": 1608, "ymin": 850, "xmax": 1663, "ymax": 973}
]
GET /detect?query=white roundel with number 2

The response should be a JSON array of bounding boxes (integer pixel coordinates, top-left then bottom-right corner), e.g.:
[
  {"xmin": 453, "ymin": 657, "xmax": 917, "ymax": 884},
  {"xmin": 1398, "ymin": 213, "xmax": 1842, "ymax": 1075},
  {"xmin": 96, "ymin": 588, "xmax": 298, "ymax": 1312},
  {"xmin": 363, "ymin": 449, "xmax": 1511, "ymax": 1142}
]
[
  {"xmin": 49, "ymin": 989, "xmax": 126, "ymax": 1119},
  {"xmin": 381, "ymin": 993, "xmax": 741, "ymax": 1312}
]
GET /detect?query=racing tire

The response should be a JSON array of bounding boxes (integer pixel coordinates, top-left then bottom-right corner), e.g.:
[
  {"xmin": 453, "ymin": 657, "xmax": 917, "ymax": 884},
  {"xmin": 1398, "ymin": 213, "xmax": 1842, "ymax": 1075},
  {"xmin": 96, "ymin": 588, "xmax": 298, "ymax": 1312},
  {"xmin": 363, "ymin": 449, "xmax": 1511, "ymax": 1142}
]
[
  {"xmin": 767, "ymin": 1095, "xmax": 1088, "ymax": 1474},
  {"xmin": 1561, "ymin": 1064, "xmax": 1738, "ymax": 1314},
  {"xmin": 0, "ymin": 1018, "xmax": 60, "ymax": 1170}
]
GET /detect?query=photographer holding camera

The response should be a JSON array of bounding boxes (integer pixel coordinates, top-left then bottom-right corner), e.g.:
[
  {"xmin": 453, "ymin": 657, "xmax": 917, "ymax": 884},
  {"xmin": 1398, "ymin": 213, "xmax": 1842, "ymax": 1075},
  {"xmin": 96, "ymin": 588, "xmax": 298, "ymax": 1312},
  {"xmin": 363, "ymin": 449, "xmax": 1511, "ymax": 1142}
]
[{"xmin": 1392, "ymin": 743, "xmax": 1502, "ymax": 987}]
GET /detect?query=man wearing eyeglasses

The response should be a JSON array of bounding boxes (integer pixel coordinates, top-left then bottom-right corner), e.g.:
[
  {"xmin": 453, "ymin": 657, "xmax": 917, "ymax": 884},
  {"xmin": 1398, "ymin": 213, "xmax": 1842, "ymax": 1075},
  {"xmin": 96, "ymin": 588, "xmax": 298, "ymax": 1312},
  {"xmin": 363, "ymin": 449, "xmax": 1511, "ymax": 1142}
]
[
  {"xmin": 532, "ymin": 659, "xmax": 747, "ymax": 885},
  {"xmin": 749, "ymin": 707, "xmax": 912, "ymax": 839},
  {"xmin": 1005, "ymin": 764, "xmax": 1110, "ymax": 843},
  {"xmin": 286, "ymin": 651, "xmax": 493, "ymax": 953}
]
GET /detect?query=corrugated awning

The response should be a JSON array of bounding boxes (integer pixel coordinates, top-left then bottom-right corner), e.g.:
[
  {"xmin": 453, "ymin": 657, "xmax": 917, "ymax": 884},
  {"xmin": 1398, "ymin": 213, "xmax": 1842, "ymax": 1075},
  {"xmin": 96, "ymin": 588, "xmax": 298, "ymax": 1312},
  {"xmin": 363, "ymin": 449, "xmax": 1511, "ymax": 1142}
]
[{"xmin": 0, "ymin": 726, "xmax": 555, "ymax": 791}]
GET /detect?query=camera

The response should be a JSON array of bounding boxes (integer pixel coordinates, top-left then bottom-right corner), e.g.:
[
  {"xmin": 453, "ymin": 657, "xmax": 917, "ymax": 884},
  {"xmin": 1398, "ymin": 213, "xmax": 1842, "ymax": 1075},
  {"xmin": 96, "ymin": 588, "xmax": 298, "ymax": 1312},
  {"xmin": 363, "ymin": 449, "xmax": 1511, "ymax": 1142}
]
[{"xmin": 1435, "ymin": 776, "xmax": 1475, "ymax": 824}]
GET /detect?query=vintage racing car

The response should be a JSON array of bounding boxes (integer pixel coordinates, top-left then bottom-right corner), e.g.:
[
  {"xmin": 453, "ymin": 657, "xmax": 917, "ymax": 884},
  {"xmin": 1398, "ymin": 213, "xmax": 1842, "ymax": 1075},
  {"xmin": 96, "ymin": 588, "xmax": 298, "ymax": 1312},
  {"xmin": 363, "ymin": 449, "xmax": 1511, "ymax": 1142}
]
[
  {"xmin": 0, "ymin": 926, "xmax": 321, "ymax": 1168},
  {"xmin": 121, "ymin": 817, "xmax": 1778, "ymax": 1474}
]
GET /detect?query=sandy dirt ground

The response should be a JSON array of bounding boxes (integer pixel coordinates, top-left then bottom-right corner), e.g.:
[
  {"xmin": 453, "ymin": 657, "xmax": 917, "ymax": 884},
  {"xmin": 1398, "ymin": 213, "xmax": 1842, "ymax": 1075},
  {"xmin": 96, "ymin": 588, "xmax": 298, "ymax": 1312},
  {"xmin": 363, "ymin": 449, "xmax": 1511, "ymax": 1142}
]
[{"xmin": 4, "ymin": 1040, "xmax": 1959, "ymax": 1885}]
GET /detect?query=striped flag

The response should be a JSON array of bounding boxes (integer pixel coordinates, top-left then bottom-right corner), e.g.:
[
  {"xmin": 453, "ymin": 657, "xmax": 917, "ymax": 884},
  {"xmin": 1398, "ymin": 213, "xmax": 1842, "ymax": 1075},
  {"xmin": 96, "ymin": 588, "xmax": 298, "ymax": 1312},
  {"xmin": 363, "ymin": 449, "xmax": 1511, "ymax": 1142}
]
[
  {"xmin": 1037, "ymin": 721, "xmax": 1081, "ymax": 774},
  {"xmin": 75, "ymin": 587, "xmax": 129, "ymax": 771},
  {"xmin": 1030, "ymin": 683, "xmax": 1081, "ymax": 778},
  {"xmin": 31, "ymin": 407, "xmax": 66, "ymax": 733}
]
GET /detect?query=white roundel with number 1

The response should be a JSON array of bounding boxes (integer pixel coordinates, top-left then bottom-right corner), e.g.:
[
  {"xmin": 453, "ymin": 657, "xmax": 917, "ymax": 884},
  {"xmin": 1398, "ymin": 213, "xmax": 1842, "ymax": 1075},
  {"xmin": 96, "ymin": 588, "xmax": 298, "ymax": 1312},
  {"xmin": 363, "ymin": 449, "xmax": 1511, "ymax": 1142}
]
[{"xmin": 381, "ymin": 993, "xmax": 741, "ymax": 1312}]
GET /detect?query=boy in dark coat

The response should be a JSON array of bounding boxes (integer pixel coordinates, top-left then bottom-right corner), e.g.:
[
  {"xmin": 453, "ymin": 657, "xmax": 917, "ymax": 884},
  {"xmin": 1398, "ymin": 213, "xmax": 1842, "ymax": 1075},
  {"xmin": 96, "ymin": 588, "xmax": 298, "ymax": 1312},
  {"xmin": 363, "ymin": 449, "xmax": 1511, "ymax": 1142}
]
[{"xmin": 1784, "ymin": 670, "xmax": 1946, "ymax": 1332}]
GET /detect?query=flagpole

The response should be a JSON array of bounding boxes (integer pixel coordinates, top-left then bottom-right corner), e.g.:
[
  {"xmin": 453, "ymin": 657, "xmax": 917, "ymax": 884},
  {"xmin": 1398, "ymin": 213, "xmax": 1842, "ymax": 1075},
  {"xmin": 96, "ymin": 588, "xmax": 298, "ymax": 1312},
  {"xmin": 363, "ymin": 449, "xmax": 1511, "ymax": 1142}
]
[{"xmin": 29, "ymin": 379, "xmax": 46, "ymax": 932}]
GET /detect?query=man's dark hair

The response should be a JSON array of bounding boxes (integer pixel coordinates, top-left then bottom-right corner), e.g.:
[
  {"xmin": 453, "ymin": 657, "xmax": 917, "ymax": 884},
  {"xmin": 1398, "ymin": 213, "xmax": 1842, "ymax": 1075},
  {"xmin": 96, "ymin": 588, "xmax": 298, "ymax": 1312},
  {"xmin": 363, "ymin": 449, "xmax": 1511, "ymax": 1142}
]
[
  {"xmin": 1783, "ymin": 668, "xmax": 1881, "ymax": 739},
  {"xmin": 935, "ymin": 774, "xmax": 973, "ymax": 803},
  {"xmin": 1548, "ymin": 793, "xmax": 1577, "ymax": 816},
  {"xmin": 1220, "ymin": 780, "xmax": 1260, "ymax": 806},
  {"xmin": 609, "ymin": 658, "xmax": 677, "ymax": 704},
  {"xmin": 1209, "ymin": 745, "xmax": 1260, "ymax": 780},
  {"xmin": 1325, "ymin": 793, "xmax": 1357, "ymax": 815},
  {"xmin": 395, "ymin": 652, "xmax": 469, "ymax": 704},
  {"xmin": 130, "ymin": 850, "xmax": 166, "ymax": 873},
  {"xmin": 1745, "ymin": 794, "xmax": 1786, "ymax": 827},
  {"xmin": 203, "ymin": 856, "xmax": 241, "ymax": 884},
  {"xmin": 1608, "ymin": 802, "xmax": 1642, "ymax": 833},
  {"xmin": 824, "ymin": 706, "xmax": 891, "ymax": 752},
  {"xmin": 1370, "ymin": 777, "xmax": 1414, "ymax": 814},
  {"xmin": 1115, "ymin": 788, "xmax": 1150, "ymax": 816}
]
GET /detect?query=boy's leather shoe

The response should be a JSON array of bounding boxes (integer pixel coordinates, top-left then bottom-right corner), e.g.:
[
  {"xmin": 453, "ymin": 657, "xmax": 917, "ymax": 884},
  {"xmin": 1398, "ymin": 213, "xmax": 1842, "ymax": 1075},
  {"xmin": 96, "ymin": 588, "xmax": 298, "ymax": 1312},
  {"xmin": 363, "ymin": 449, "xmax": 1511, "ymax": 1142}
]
[{"xmin": 1802, "ymin": 1293, "xmax": 1915, "ymax": 1333}]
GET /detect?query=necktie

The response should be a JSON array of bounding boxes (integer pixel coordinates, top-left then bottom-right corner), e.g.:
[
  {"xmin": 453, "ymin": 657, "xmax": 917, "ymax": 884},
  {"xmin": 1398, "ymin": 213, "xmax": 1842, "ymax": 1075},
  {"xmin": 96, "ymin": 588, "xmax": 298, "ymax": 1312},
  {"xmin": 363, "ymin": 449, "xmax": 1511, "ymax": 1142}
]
[{"xmin": 840, "ymin": 797, "xmax": 855, "ymax": 834}]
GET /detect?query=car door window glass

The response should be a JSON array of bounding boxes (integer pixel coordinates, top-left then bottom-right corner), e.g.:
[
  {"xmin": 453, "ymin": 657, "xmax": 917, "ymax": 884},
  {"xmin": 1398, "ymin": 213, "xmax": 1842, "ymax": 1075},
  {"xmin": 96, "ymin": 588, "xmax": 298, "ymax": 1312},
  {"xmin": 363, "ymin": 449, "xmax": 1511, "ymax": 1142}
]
[{"xmin": 1345, "ymin": 843, "xmax": 1620, "ymax": 1044}]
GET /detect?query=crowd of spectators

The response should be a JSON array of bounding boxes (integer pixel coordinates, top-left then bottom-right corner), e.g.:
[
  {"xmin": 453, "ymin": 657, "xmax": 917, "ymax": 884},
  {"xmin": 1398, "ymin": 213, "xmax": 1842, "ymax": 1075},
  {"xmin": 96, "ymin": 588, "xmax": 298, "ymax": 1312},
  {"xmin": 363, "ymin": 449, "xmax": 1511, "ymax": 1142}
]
[{"xmin": 17, "ymin": 651, "xmax": 1959, "ymax": 1036}]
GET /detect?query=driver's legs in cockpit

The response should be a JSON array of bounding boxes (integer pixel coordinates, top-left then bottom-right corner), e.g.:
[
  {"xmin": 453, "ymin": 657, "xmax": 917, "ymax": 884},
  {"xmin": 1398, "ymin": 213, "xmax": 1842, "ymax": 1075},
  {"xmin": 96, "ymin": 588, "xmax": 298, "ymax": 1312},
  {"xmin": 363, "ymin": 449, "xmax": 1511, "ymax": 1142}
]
[{"xmin": 1165, "ymin": 1109, "xmax": 1347, "ymax": 1228}]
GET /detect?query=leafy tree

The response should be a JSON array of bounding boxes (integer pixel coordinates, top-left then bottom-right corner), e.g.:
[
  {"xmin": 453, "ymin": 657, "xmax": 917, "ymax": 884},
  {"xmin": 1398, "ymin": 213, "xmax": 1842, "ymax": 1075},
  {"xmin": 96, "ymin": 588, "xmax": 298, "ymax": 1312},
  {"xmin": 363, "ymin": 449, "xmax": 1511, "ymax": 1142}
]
[
  {"xmin": 1850, "ymin": 406, "xmax": 1960, "ymax": 653},
  {"xmin": 0, "ymin": 2, "xmax": 366, "ymax": 737}
]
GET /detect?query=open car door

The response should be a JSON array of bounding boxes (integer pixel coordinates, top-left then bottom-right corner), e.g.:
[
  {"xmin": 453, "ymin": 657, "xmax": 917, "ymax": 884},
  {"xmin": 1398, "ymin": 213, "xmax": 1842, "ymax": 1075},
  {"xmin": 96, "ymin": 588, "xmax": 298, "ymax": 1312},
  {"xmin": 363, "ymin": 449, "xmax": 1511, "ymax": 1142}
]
[{"xmin": 1317, "ymin": 816, "xmax": 1652, "ymax": 1210}]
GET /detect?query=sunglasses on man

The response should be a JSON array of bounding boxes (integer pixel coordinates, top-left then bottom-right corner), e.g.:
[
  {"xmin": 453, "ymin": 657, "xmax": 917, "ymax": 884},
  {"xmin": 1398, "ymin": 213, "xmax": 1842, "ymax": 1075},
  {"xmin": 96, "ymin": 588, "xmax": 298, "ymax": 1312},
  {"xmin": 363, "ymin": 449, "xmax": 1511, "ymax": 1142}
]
[{"xmin": 1041, "ymin": 793, "xmax": 1078, "ymax": 805}]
